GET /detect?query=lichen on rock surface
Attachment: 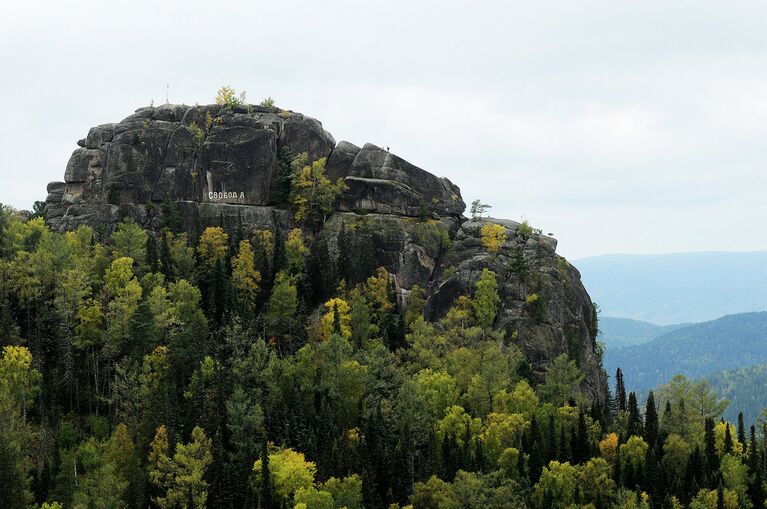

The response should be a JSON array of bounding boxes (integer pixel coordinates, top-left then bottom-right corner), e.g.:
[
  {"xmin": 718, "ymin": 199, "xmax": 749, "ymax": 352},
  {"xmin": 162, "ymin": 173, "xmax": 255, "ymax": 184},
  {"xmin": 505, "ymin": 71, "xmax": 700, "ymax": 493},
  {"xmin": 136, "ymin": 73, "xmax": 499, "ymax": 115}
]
[{"xmin": 44, "ymin": 103, "xmax": 606, "ymax": 401}]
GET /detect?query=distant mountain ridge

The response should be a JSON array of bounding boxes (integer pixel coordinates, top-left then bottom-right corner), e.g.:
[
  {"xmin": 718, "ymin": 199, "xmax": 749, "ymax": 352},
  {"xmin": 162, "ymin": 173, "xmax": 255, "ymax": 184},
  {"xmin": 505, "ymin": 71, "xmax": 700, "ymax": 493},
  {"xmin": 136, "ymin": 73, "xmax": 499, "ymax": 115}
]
[
  {"xmin": 604, "ymin": 311, "xmax": 767, "ymax": 394},
  {"xmin": 597, "ymin": 316, "xmax": 686, "ymax": 350},
  {"xmin": 577, "ymin": 251, "xmax": 767, "ymax": 324}
]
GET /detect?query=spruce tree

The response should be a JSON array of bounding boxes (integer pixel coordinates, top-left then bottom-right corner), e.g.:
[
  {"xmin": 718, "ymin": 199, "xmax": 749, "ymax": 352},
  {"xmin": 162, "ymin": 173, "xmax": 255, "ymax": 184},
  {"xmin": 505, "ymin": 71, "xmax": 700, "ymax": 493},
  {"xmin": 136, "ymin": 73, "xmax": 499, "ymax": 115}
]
[
  {"xmin": 146, "ymin": 233, "xmax": 159, "ymax": 273},
  {"xmin": 159, "ymin": 231, "xmax": 173, "ymax": 280},
  {"xmin": 627, "ymin": 391, "xmax": 643, "ymax": 437},
  {"xmin": 259, "ymin": 435, "xmax": 272, "ymax": 509},
  {"xmin": 645, "ymin": 448, "xmax": 665, "ymax": 507},
  {"xmin": 644, "ymin": 391, "xmax": 659, "ymax": 448},
  {"xmin": 704, "ymin": 418, "xmax": 719, "ymax": 474},
  {"xmin": 717, "ymin": 482, "xmax": 725, "ymax": 509},
  {"xmin": 160, "ymin": 194, "xmax": 182, "ymax": 232},
  {"xmin": 738, "ymin": 412, "xmax": 746, "ymax": 446},
  {"xmin": 546, "ymin": 413, "xmax": 557, "ymax": 462},
  {"xmin": 441, "ymin": 433, "xmax": 458, "ymax": 481},
  {"xmin": 748, "ymin": 425, "xmax": 759, "ymax": 473},
  {"xmin": 616, "ymin": 368, "xmax": 627, "ymax": 412},
  {"xmin": 749, "ymin": 463, "xmax": 765, "ymax": 509},
  {"xmin": 0, "ymin": 435, "xmax": 24, "ymax": 509},
  {"xmin": 273, "ymin": 146, "xmax": 294, "ymax": 207},
  {"xmin": 573, "ymin": 410, "xmax": 589, "ymax": 464},
  {"xmin": 724, "ymin": 423, "xmax": 734, "ymax": 455},
  {"xmin": 528, "ymin": 441, "xmax": 544, "ymax": 484}
]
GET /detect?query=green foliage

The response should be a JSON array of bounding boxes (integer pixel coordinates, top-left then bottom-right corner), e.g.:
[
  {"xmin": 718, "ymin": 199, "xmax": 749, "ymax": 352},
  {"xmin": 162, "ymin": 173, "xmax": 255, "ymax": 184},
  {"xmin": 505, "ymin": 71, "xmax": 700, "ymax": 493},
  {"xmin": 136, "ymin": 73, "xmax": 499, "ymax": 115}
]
[
  {"xmin": 215, "ymin": 85, "xmax": 246, "ymax": 107},
  {"xmin": 539, "ymin": 354, "xmax": 584, "ymax": 406},
  {"xmin": 259, "ymin": 96, "xmax": 276, "ymax": 108},
  {"xmin": 525, "ymin": 292, "xmax": 547, "ymax": 322},
  {"xmin": 149, "ymin": 425, "xmax": 212, "ymax": 508},
  {"xmin": 480, "ymin": 223, "xmax": 507, "ymax": 255},
  {"xmin": 473, "ymin": 269, "xmax": 499, "ymax": 329},
  {"xmin": 605, "ymin": 311, "xmax": 767, "ymax": 395},
  {"xmin": 289, "ymin": 156, "xmax": 347, "ymax": 226},
  {"xmin": 469, "ymin": 199, "xmax": 491, "ymax": 220},
  {"xmin": 187, "ymin": 121, "xmax": 203, "ymax": 144},
  {"xmin": 254, "ymin": 447, "xmax": 316, "ymax": 505},
  {"xmin": 1, "ymin": 207, "xmax": 765, "ymax": 509}
]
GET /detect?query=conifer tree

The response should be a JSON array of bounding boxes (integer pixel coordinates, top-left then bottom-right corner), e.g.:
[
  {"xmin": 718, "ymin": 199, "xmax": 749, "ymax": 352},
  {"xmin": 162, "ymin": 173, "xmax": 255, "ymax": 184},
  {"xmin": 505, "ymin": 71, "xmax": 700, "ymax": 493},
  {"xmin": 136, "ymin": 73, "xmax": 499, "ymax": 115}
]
[
  {"xmin": 627, "ymin": 392, "xmax": 643, "ymax": 438},
  {"xmin": 704, "ymin": 418, "xmax": 719, "ymax": 473},
  {"xmin": 644, "ymin": 391, "xmax": 659, "ymax": 448},
  {"xmin": 723, "ymin": 423, "xmax": 733, "ymax": 455},
  {"xmin": 616, "ymin": 368, "xmax": 627, "ymax": 413},
  {"xmin": 748, "ymin": 425, "xmax": 759, "ymax": 473},
  {"xmin": 645, "ymin": 448, "xmax": 664, "ymax": 506},
  {"xmin": 737, "ymin": 412, "xmax": 746, "ymax": 446},
  {"xmin": 0, "ymin": 434, "xmax": 25, "ymax": 509},
  {"xmin": 146, "ymin": 233, "xmax": 159, "ymax": 273},
  {"xmin": 748, "ymin": 459, "xmax": 764, "ymax": 509},
  {"xmin": 717, "ymin": 482, "xmax": 725, "ymax": 509},
  {"xmin": 258, "ymin": 435, "xmax": 272, "ymax": 509},
  {"xmin": 528, "ymin": 416, "xmax": 544, "ymax": 483},
  {"xmin": 159, "ymin": 231, "xmax": 173, "ymax": 280},
  {"xmin": 573, "ymin": 410, "xmax": 589, "ymax": 464}
]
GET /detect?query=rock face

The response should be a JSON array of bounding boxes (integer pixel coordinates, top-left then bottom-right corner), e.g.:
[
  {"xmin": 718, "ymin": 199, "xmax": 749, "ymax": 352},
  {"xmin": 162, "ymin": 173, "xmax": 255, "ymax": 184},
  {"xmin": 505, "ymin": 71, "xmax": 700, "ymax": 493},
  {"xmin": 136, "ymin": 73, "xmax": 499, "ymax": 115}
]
[{"xmin": 44, "ymin": 103, "xmax": 606, "ymax": 401}]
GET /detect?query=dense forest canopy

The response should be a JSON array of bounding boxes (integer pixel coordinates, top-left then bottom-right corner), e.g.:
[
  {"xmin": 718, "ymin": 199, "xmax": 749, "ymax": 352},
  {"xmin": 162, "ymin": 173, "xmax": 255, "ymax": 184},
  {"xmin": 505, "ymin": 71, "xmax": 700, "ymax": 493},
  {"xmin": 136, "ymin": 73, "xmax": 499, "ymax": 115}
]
[{"xmin": 1, "ymin": 151, "xmax": 767, "ymax": 509}]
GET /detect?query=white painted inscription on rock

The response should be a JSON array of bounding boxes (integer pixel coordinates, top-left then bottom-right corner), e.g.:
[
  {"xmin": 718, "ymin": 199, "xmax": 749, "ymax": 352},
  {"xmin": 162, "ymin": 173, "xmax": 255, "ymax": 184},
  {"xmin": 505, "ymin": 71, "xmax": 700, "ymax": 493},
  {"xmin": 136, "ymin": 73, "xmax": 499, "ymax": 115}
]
[{"xmin": 209, "ymin": 191, "xmax": 245, "ymax": 200}]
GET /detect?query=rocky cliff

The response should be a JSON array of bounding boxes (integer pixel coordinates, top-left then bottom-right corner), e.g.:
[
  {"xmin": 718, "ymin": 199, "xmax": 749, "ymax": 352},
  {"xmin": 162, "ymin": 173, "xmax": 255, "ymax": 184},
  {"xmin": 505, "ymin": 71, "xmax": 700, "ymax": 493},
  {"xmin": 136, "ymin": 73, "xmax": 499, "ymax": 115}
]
[{"xmin": 44, "ymin": 103, "xmax": 607, "ymax": 401}]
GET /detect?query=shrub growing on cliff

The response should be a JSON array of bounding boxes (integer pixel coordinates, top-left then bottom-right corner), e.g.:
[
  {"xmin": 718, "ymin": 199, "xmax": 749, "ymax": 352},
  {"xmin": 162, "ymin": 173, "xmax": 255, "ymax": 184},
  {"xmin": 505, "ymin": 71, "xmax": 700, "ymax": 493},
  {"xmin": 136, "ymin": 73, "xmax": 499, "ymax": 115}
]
[
  {"xmin": 481, "ymin": 223, "xmax": 507, "ymax": 255},
  {"xmin": 289, "ymin": 156, "xmax": 347, "ymax": 226},
  {"xmin": 525, "ymin": 292, "xmax": 547, "ymax": 323},
  {"xmin": 215, "ymin": 85, "xmax": 246, "ymax": 108},
  {"xmin": 470, "ymin": 199, "xmax": 491, "ymax": 220},
  {"xmin": 474, "ymin": 269, "xmax": 500, "ymax": 330}
]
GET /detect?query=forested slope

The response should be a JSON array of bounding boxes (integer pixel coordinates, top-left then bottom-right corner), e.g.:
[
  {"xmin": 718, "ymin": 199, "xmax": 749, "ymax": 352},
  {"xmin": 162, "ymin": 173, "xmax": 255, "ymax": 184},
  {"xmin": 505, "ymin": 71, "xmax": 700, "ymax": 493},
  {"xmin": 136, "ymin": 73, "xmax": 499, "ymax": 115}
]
[
  {"xmin": 0, "ymin": 100, "xmax": 765, "ymax": 508},
  {"xmin": 605, "ymin": 312, "xmax": 767, "ymax": 393}
]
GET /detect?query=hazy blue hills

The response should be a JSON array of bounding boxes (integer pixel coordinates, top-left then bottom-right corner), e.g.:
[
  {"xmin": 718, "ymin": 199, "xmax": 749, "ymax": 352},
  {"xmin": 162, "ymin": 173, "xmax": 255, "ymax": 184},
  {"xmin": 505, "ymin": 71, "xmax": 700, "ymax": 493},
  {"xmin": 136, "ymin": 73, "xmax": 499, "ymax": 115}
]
[
  {"xmin": 706, "ymin": 364, "xmax": 767, "ymax": 425},
  {"xmin": 597, "ymin": 316, "xmax": 686, "ymax": 350},
  {"xmin": 604, "ymin": 312, "xmax": 767, "ymax": 394},
  {"xmin": 577, "ymin": 251, "xmax": 767, "ymax": 324}
]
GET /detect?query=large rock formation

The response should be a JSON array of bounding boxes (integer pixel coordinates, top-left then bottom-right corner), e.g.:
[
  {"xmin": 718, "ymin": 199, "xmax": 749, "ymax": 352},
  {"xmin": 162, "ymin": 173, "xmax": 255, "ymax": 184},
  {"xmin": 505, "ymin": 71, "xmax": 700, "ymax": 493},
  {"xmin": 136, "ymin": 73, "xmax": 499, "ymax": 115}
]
[{"xmin": 44, "ymin": 103, "xmax": 606, "ymax": 401}]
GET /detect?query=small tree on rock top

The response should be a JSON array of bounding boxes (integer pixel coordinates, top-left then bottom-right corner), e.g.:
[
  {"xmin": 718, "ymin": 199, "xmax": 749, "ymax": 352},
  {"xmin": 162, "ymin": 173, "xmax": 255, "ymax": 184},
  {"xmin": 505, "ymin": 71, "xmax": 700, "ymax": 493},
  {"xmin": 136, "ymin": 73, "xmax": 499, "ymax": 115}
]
[{"xmin": 470, "ymin": 199, "xmax": 491, "ymax": 220}]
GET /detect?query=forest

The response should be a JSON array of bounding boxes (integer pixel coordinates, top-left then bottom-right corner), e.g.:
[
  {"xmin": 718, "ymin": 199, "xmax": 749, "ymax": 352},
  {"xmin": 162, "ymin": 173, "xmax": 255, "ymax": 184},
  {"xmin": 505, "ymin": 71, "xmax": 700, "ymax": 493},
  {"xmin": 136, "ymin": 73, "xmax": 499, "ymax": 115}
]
[{"xmin": 1, "ymin": 157, "xmax": 766, "ymax": 509}]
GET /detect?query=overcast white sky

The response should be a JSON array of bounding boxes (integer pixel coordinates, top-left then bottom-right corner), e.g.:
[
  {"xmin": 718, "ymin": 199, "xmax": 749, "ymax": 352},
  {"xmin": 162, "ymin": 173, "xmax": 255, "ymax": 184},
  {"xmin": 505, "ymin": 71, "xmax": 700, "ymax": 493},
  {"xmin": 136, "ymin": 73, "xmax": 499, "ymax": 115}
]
[{"xmin": 1, "ymin": 1, "xmax": 766, "ymax": 259}]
